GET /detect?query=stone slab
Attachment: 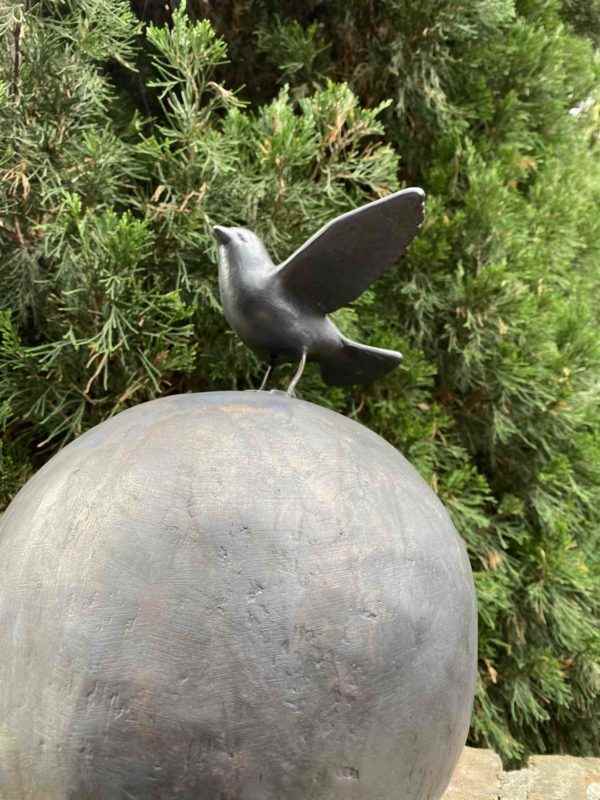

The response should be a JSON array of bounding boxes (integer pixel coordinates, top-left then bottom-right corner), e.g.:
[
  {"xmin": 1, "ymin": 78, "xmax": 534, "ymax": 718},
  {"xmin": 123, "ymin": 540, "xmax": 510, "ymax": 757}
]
[
  {"xmin": 441, "ymin": 746, "xmax": 503, "ymax": 799},
  {"xmin": 527, "ymin": 755, "xmax": 600, "ymax": 800},
  {"xmin": 499, "ymin": 767, "xmax": 529, "ymax": 800},
  {"xmin": 443, "ymin": 748, "xmax": 600, "ymax": 799}
]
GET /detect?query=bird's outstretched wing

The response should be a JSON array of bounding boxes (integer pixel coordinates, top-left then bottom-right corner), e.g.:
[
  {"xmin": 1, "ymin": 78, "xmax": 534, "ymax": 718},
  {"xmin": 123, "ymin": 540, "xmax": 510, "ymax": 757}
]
[{"xmin": 274, "ymin": 188, "xmax": 425, "ymax": 314}]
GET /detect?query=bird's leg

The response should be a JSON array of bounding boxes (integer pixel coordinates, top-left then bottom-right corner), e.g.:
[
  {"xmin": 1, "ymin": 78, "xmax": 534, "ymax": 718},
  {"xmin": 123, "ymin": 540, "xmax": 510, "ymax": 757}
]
[
  {"xmin": 287, "ymin": 349, "xmax": 307, "ymax": 397},
  {"xmin": 258, "ymin": 363, "xmax": 272, "ymax": 391}
]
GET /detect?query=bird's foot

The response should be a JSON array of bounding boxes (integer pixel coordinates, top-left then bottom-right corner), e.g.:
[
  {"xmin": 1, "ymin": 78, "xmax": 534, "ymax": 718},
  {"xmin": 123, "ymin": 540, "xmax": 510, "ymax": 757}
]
[
  {"xmin": 258, "ymin": 364, "xmax": 272, "ymax": 391},
  {"xmin": 286, "ymin": 349, "xmax": 307, "ymax": 397}
]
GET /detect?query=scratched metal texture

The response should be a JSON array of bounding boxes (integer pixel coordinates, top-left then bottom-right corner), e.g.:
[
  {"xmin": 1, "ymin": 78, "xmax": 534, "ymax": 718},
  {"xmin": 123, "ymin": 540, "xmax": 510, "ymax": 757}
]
[{"xmin": 0, "ymin": 391, "xmax": 476, "ymax": 799}]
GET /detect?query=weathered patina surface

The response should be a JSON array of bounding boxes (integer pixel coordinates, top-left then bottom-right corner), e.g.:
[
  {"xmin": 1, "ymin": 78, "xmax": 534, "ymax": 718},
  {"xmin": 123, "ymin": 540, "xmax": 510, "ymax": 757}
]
[{"xmin": 0, "ymin": 391, "xmax": 476, "ymax": 799}]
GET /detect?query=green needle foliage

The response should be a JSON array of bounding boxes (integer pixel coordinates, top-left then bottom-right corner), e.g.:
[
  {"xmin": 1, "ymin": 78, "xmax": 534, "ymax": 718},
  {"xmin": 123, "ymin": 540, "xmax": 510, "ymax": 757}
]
[{"xmin": 1, "ymin": 0, "xmax": 599, "ymax": 764}]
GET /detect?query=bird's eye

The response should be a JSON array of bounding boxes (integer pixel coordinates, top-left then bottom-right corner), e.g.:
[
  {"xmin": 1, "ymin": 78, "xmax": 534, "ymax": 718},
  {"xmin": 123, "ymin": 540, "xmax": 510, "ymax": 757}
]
[{"xmin": 238, "ymin": 232, "xmax": 247, "ymax": 243}]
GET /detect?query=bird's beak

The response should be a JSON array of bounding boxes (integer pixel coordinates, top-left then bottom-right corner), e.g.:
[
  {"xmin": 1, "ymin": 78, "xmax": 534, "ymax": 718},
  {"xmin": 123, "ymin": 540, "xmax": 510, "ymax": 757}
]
[{"xmin": 212, "ymin": 225, "xmax": 232, "ymax": 245}]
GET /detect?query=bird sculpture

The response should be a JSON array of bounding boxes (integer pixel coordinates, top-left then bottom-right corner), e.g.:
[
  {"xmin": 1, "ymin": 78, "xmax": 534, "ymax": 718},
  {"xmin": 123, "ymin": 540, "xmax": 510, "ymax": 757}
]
[{"xmin": 213, "ymin": 187, "xmax": 425, "ymax": 394}]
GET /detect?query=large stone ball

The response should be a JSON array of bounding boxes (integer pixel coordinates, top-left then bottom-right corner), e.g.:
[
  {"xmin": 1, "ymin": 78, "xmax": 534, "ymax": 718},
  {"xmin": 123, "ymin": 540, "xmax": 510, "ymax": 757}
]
[{"xmin": 0, "ymin": 391, "xmax": 476, "ymax": 800}]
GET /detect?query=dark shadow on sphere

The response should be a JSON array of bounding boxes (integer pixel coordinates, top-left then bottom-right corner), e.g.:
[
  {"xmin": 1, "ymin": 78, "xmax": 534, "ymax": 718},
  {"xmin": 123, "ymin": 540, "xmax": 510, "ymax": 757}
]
[{"xmin": 64, "ymin": 676, "xmax": 246, "ymax": 800}]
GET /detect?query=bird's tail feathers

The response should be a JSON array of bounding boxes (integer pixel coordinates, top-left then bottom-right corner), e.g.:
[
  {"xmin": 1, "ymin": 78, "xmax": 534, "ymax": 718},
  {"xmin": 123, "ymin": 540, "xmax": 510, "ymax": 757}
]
[{"xmin": 320, "ymin": 337, "xmax": 402, "ymax": 387}]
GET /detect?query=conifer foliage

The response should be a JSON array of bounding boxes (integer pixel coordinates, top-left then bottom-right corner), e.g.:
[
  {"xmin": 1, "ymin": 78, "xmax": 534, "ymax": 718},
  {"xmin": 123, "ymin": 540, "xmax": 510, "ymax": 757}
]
[{"xmin": 1, "ymin": 0, "xmax": 599, "ymax": 763}]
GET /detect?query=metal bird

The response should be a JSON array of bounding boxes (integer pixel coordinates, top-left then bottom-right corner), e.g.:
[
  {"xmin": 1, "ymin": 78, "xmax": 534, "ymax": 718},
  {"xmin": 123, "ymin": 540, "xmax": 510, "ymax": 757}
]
[{"xmin": 213, "ymin": 187, "xmax": 425, "ymax": 394}]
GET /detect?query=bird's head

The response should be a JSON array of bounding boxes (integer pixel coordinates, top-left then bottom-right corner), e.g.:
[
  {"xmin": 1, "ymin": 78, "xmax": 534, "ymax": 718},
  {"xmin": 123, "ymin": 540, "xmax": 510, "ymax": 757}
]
[{"xmin": 212, "ymin": 225, "xmax": 273, "ymax": 275}]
